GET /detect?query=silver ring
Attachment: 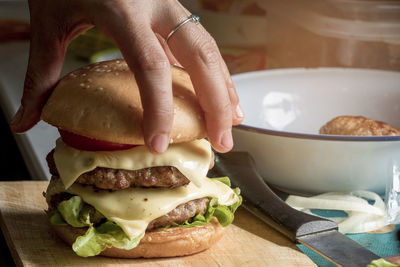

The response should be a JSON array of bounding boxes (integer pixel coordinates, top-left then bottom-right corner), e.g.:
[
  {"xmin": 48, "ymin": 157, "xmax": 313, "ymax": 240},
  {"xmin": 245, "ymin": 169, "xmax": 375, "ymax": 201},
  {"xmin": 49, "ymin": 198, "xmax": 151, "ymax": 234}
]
[{"xmin": 166, "ymin": 14, "xmax": 200, "ymax": 43}]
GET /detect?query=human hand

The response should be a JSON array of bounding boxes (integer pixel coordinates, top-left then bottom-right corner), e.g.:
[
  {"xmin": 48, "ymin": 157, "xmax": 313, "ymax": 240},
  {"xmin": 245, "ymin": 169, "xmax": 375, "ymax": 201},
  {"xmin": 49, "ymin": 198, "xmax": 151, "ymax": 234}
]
[{"xmin": 10, "ymin": 0, "xmax": 244, "ymax": 153}]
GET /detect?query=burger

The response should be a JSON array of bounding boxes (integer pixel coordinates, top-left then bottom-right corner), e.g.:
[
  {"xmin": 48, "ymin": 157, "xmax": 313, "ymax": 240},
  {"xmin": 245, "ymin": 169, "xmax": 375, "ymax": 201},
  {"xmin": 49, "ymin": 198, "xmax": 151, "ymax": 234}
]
[{"xmin": 41, "ymin": 59, "xmax": 241, "ymax": 258}]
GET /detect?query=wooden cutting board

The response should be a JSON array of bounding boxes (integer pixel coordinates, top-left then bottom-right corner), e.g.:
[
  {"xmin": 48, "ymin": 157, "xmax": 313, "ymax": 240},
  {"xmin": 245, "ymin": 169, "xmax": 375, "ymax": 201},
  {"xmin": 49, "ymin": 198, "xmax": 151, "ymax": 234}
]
[{"xmin": 0, "ymin": 181, "xmax": 315, "ymax": 267}]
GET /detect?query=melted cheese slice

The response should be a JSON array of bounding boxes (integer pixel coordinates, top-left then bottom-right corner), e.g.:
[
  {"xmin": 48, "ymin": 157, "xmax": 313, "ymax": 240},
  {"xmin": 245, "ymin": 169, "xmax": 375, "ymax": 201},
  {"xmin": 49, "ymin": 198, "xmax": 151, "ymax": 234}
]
[
  {"xmin": 50, "ymin": 137, "xmax": 239, "ymax": 240},
  {"xmin": 54, "ymin": 138, "xmax": 212, "ymax": 189},
  {"xmin": 65, "ymin": 178, "xmax": 238, "ymax": 239}
]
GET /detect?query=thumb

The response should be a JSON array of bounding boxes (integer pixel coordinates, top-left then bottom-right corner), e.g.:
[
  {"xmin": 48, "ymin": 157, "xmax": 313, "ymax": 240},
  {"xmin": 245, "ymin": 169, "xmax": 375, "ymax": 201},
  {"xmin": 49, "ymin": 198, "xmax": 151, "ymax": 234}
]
[{"xmin": 10, "ymin": 35, "xmax": 66, "ymax": 133}]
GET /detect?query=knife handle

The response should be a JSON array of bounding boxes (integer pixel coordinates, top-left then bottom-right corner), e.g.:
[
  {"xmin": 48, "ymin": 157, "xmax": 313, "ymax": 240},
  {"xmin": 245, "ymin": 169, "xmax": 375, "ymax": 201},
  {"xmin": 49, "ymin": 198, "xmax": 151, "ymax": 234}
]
[{"xmin": 212, "ymin": 152, "xmax": 338, "ymax": 242}]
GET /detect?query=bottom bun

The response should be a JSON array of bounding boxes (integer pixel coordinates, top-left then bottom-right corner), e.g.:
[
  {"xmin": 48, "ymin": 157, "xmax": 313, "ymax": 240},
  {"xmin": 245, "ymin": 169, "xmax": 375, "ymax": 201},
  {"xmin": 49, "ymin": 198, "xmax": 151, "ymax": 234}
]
[{"xmin": 53, "ymin": 217, "xmax": 224, "ymax": 258}]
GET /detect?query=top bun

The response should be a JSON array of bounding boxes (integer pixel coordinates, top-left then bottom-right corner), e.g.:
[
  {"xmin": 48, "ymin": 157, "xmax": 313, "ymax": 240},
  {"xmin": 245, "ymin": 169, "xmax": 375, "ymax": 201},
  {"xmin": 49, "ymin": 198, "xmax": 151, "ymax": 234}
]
[{"xmin": 41, "ymin": 59, "xmax": 206, "ymax": 145}]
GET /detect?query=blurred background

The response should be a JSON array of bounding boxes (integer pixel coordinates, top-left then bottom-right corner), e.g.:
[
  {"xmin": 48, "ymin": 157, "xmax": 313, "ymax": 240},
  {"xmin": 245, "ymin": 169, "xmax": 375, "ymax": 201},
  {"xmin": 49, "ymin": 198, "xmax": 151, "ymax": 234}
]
[
  {"xmin": 183, "ymin": 0, "xmax": 400, "ymax": 72},
  {"xmin": 67, "ymin": 0, "xmax": 400, "ymax": 73}
]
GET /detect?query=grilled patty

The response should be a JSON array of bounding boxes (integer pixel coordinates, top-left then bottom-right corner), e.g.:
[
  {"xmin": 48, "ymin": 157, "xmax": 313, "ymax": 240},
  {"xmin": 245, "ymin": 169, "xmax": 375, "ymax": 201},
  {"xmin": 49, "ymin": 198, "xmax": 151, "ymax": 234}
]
[
  {"xmin": 320, "ymin": 115, "xmax": 400, "ymax": 136},
  {"xmin": 50, "ymin": 193, "xmax": 209, "ymax": 231},
  {"xmin": 46, "ymin": 150, "xmax": 190, "ymax": 190},
  {"xmin": 146, "ymin": 197, "xmax": 210, "ymax": 231}
]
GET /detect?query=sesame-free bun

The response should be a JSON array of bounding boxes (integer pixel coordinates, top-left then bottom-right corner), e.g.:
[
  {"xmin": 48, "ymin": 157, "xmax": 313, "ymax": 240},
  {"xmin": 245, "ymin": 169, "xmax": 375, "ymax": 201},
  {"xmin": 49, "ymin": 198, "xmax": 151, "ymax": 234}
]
[
  {"xmin": 41, "ymin": 59, "xmax": 206, "ymax": 145},
  {"xmin": 52, "ymin": 218, "xmax": 224, "ymax": 258}
]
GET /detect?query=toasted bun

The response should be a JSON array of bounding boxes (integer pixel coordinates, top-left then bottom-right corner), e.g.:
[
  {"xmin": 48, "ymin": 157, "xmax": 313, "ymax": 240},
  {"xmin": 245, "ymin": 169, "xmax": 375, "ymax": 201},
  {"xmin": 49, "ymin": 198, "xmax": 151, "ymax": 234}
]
[
  {"xmin": 52, "ymin": 218, "xmax": 224, "ymax": 258},
  {"xmin": 41, "ymin": 59, "xmax": 206, "ymax": 145}
]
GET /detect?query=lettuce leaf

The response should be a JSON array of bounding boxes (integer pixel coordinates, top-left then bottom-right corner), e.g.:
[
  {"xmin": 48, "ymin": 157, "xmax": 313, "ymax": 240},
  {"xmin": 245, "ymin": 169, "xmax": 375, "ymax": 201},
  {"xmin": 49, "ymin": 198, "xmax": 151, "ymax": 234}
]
[
  {"xmin": 47, "ymin": 176, "xmax": 242, "ymax": 257},
  {"xmin": 73, "ymin": 223, "xmax": 144, "ymax": 257},
  {"xmin": 367, "ymin": 258, "xmax": 399, "ymax": 267},
  {"xmin": 212, "ymin": 177, "xmax": 231, "ymax": 187},
  {"xmin": 48, "ymin": 195, "xmax": 140, "ymax": 257},
  {"xmin": 167, "ymin": 177, "xmax": 242, "ymax": 228},
  {"xmin": 57, "ymin": 196, "xmax": 87, "ymax": 227},
  {"xmin": 47, "ymin": 209, "xmax": 67, "ymax": 226}
]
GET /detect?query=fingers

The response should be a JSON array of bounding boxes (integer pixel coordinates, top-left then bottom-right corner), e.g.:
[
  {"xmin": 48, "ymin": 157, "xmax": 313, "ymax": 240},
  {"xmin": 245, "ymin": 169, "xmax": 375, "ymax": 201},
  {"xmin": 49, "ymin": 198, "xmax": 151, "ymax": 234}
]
[
  {"xmin": 15, "ymin": 0, "xmax": 242, "ymax": 156},
  {"xmin": 10, "ymin": 31, "xmax": 66, "ymax": 133},
  {"xmin": 218, "ymin": 55, "xmax": 244, "ymax": 126},
  {"xmin": 10, "ymin": 0, "xmax": 92, "ymax": 133},
  {"xmin": 155, "ymin": 33, "xmax": 181, "ymax": 67},
  {"xmin": 171, "ymin": 31, "xmax": 233, "ymax": 152},
  {"xmin": 99, "ymin": 16, "xmax": 174, "ymax": 153},
  {"xmin": 159, "ymin": 10, "xmax": 242, "ymax": 152}
]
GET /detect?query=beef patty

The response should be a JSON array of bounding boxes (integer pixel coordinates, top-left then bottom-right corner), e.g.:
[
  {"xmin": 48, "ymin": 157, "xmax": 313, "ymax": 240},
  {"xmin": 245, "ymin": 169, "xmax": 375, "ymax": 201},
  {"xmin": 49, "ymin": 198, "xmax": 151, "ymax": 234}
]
[
  {"xmin": 49, "ymin": 193, "xmax": 210, "ymax": 231},
  {"xmin": 46, "ymin": 150, "xmax": 190, "ymax": 190},
  {"xmin": 320, "ymin": 115, "xmax": 400, "ymax": 136}
]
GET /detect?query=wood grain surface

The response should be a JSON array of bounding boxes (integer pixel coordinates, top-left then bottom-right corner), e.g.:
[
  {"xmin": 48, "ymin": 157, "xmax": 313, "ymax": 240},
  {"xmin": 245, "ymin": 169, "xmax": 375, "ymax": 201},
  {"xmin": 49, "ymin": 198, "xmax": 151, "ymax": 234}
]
[{"xmin": 0, "ymin": 181, "xmax": 315, "ymax": 266}]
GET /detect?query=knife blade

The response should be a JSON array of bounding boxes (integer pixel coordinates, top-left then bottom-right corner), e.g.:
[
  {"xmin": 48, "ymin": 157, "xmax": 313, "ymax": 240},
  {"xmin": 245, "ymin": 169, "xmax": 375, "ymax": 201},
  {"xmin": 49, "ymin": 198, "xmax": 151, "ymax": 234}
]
[{"xmin": 208, "ymin": 151, "xmax": 381, "ymax": 267}]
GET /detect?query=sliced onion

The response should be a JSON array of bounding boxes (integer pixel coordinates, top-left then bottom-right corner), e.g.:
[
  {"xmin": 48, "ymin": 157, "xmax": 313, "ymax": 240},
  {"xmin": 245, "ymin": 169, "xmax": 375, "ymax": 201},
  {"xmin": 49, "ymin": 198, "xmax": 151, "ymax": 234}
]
[{"xmin": 285, "ymin": 190, "xmax": 387, "ymax": 234}]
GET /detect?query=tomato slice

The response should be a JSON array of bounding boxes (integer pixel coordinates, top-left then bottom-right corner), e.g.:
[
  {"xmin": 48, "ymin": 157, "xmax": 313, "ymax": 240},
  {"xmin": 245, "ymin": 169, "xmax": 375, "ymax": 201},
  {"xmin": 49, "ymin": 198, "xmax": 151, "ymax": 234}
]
[{"xmin": 58, "ymin": 129, "xmax": 136, "ymax": 151}]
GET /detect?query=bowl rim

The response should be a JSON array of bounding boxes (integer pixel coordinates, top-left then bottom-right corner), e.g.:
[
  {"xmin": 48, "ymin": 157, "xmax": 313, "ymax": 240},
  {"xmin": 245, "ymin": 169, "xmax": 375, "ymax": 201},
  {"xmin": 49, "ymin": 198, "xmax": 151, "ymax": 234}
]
[
  {"xmin": 232, "ymin": 67, "xmax": 400, "ymax": 142},
  {"xmin": 234, "ymin": 124, "xmax": 400, "ymax": 142}
]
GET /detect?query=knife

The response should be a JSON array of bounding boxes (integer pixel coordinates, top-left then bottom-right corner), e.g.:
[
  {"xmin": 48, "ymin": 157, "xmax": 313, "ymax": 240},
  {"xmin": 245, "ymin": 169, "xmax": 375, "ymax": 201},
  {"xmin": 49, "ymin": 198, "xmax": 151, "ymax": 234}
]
[{"xmin": 208, "ymin": 152, "xmax": 381, "ymax": 267}]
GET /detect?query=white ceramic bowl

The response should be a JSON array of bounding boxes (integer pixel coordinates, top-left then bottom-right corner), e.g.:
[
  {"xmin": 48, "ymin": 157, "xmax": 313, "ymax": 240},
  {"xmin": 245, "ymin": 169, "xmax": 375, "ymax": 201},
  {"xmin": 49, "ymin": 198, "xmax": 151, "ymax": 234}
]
[{"xmin": 232, "ymin": 68, "xmax": 400, "ymax": 195}]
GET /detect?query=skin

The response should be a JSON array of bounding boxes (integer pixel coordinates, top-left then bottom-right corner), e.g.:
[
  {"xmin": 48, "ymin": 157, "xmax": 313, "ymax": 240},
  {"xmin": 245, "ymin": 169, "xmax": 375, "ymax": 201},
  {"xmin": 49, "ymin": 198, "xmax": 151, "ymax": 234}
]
[{"xmin": 10, "ymin": 0, "xmax": 244, "ymax": 153}]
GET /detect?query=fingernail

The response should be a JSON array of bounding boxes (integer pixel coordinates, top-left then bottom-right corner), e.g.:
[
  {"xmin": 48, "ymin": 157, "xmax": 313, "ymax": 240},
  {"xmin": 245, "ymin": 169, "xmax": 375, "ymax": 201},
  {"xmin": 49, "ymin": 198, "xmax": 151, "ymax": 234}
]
[
  {"xmin": 235, "ymin": 104, "xmax": 244, "ymax": 119},
  {"xmin": 150, "ymin": 134, "xmax": 169, "ymax": 153},
  {"xmin": 220, "ymin": 129, "xmax": 233, "ymax": 150},
  {"xmin": 11, "ymin": 106, "xmax": 24, "ymax": 126}
]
